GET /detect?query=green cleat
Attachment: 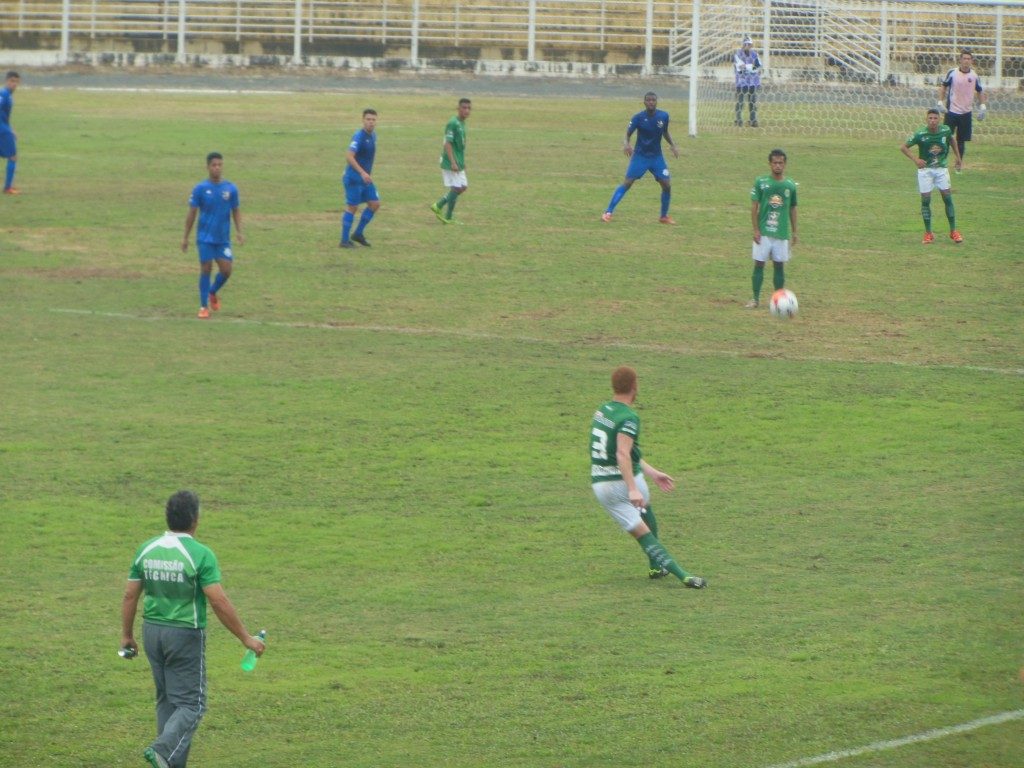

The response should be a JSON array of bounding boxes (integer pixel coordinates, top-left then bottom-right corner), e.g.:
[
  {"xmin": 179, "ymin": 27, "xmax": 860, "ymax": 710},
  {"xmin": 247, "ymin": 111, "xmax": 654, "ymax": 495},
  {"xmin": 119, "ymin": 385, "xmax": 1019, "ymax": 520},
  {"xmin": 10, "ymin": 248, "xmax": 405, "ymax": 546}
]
[
  {"xmin": 683, "ymin": 576, "xmax": 707, "ymax": 589},
  {"xmin": 430, "ymin": 202, "xmax": 449, "ymax": 224},
  {"xmin": 143, "ymin": 747, "xmax": 169, "ymax": 768},
  {"xmin": 648, "ymin": 567, "xmax": 670, "ymax": 579}
]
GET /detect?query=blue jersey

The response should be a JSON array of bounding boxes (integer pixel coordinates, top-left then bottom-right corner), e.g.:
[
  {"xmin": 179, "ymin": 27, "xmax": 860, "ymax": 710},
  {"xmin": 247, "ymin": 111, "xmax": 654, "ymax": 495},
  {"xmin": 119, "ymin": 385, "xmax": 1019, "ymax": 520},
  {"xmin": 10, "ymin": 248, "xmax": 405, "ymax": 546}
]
[
  {"xmin": 628, "ymin": 110, "xmax": 670, "ymax": 157},
  {"xmin": 188, "ymin": 179, "xmax": 239, "ymax": 245},
  {"xmin": 343, "ymin": 128, "xmax": 376, "ymax": 183},
  {"xmin": 0, "ymin": 87, "xmax": 13, "ymax": 134}
]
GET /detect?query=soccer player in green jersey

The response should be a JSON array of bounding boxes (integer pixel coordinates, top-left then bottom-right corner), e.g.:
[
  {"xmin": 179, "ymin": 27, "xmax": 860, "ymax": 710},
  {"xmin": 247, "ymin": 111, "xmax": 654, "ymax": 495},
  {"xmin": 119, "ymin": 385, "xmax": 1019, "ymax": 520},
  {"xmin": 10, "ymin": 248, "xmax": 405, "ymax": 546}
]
[
  {"xmin": 590, "ymin": 366, "xmax": 706, "ymax": 588},
  {"xmin": 746, "ymin": 149, "xmax": 799, "ymax": 308},
  {"xmin": 431, "ymin": 98, "xmax": 471, "ymax": 224},
  {"xmin": 900, "ymin": 108, "xmax": 963, "ymax": 244},
  {"xmin": 121, "ymin": 490, "xmax": 264, "ymax": 768}
]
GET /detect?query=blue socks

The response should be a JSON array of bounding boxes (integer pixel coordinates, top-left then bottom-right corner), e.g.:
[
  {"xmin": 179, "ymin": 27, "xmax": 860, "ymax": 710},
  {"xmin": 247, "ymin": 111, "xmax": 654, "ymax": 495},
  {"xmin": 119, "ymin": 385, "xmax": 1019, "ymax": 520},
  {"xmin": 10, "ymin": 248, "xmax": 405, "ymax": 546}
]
[
  {"xmin": 341, "ymin": 211, "xmax": 355, "ymax": 243},
  {"xmin": 660, "ymin": 189, "xmax": 671, "ymax": 218},
  {"xmin": 211, "ymin": 271, "xmax": 229, "ymax": 296},
  {"xmin": 198, "ymin": 273, "xmax": 211, "ymax": 308},
  {"xmin": 606, "ymin": 184, "xmax": 628, "ymax": 213},
  {"xmin": 4, "ymin": 159, "xmax": 14, "ymax": 190},
  {"xmin": 354, "ymin": 208, "xmax": 374, "ymax": 236}
]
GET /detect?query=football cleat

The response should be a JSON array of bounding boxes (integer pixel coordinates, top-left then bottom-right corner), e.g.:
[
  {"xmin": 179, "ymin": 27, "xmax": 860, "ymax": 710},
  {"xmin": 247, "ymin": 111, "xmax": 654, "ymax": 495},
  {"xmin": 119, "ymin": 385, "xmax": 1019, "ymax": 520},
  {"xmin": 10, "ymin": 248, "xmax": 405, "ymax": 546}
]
[
  {"xmin": 351, "ymin": 233, "xmax": 371, "ymax": 247},
  {"xmin": 197, "ymin": 307, "xmax": 210, "ymax": 319},
  {"xmin": 659, "ymin": 216, "xmax": 676, "ymax": 225},
  {"xmin": 601, "ymin": 212, "xmax": 612, "ymax": 223},
  {"xmin": 744, "ymin": 299, "xmax": 759, "ymax": 309},
  {"xmin": 143, "ymin": 747, "xmax": 170, "ymax": 768},
  {"xmin": 950, "ymin": 230, "xmax": 964, "ymax": 243},
  {"xmin": 649, "ymin": 567, "xmax": 670, "ymax": 580},
  {"xmin": 2, "ymin": 187, "xmax": 20, "ymax": 195},
  {"xmin": 683, "ymin": 575, "xmax": 707, "ymax": 589},
  {"xmin": 922, "ymin": 232, "xmax": 935, "ymax": 244},
  {"xmin": 431, "ymin": 203, "xmax": 449, "ymax": 224},
  {"xmin": 209, "ymin": 292, "xmax": 220, "ymax": 311},
  {"xmin": 339, "ymin": 240, "xmax": 355, "ymax": 248}
]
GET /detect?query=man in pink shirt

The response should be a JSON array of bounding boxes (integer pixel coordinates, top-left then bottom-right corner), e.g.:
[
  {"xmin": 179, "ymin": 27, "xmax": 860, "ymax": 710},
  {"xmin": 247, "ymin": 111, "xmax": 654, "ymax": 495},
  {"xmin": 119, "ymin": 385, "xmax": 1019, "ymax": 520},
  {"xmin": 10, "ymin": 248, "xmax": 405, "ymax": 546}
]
[{"xmin": 938, "ymin": 50, "xmax": 988, "ymax": 164}]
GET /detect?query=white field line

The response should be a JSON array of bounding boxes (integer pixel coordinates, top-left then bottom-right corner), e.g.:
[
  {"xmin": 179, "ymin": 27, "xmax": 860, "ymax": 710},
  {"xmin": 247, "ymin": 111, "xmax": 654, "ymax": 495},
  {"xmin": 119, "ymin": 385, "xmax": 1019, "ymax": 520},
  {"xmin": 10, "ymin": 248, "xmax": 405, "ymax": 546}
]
[
  {"xmin": 50, "ymin": 308, "xmax": 1024, "ymax": 377},
  {"xmin": 762, "ymin": 709, "xmax": 1024, "ymax": 768}
]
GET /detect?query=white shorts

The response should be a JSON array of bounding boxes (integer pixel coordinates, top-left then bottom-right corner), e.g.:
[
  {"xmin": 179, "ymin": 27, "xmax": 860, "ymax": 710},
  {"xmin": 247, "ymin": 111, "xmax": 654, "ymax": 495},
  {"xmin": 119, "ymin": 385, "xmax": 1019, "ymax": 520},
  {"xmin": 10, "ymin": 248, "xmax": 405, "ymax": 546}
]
[
  {"xmin": 752, "ymin": 236, "xmax": 790, "ymax": 263},
  {"xmin": 442, "ymin": 169, "xmax": 468, "ymax": 189},
  {"xmin": 917, "ymin": 167, "xmax": 951, "ymax": 194},
  {"xmin": 592, "ymin": 475, "xmax": 650, "ymax": 532}
]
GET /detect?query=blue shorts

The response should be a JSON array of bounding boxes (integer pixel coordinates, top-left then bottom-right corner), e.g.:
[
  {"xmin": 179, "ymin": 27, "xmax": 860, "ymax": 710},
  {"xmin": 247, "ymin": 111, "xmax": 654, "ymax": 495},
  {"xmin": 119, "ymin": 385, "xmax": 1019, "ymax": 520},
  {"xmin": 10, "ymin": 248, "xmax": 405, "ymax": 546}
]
[
  {"xmin": 625, "ymin": 154, "xmax": 670, "ymax": 182},
  {"xmin": 0, "ymin": 132, "xmax": 15, "ymax": 159},
  {"xmin": 198, "ymin": 242, "xmax": 233, "ymax": 263},
  {"xmin": 343, "ymin": 177, "xmax": 380, "ymax": 207}
]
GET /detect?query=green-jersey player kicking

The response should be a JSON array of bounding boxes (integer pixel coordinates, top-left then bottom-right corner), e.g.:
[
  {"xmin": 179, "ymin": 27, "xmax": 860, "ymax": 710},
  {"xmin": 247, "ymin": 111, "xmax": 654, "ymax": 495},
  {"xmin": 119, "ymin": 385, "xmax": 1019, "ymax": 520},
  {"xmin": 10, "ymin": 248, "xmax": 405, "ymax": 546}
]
[
  {"xmin": 900, "ymin": 108, "xmax": 963, "ymax": 244},
  {"xmin": 590, "ymin": 366, "xmax": 706, "ymax": 588}
]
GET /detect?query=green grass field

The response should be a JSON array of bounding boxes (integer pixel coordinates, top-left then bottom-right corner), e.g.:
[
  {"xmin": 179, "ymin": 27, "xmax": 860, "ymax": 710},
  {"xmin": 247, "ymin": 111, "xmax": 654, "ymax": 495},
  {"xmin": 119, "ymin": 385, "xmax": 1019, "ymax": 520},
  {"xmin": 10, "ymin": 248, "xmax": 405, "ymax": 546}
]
[{"xmin": 1, "ymin": 85, "xmax": 1022, "ymax": 768}]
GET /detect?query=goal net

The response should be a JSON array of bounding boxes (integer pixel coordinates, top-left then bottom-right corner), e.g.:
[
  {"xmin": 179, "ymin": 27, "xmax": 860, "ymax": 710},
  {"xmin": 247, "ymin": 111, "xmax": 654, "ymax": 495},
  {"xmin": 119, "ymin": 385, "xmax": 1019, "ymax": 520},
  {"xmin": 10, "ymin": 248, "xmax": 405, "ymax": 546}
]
[{"xmin": 672, "ymin": 0, "xmax": 1024, "ymax": 143}]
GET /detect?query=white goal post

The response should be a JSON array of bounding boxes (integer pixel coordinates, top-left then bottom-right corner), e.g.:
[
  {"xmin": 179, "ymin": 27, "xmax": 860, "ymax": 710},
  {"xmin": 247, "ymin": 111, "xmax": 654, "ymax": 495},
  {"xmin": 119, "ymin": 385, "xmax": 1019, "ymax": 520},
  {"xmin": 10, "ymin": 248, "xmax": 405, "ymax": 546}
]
[{"xmin": 674, "ymin": 0, "xmax": 1024, "ymax": 142}]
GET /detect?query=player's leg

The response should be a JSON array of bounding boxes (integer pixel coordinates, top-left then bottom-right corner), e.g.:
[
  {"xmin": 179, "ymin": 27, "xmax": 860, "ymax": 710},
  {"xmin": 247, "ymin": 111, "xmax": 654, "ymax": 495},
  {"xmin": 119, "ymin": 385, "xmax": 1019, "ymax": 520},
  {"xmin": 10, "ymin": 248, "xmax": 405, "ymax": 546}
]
[
  {"xmin": 640, "ymin": 505, "xmax": 667, "ymax": 577},
  {"xmin": 748, "ymin": 236, "xmax": 770, "ymax": 306},
  {"xmin": 771, "ymin": 239, "xmax": 790, "ymax": 290},
  {"xmin": 654, "ymin": 160, "xmax": 673, "ymax": 223},
  {"xmin": 604, "ymin": 171, "xmax": 637, "ymax": 220},
  {"xmin": 154, "ymin": 627, "xmax": 207, "ymax": 768},
  {"xmin": 445, "ymin": 186, "xmax": 465, "ymax": 220},
  {"xmin": 937, "ymin": 169, "xmax": 960, "ymax": 241},
  {"xmin": 749, "ymin": 87, "xmax": 759, "ymax": 127},
  {"xmin": 341, "ymin": 178, "xmax": 361, "ymax": 245},
  {"xmin": 957, "ymin": 113, "xmax": 972, "ymax": 161},
  {"xmin": 735, "ymin": 88, "xmax": 744, "ymax": 126},
  {"xmin": 917, "ymin": 169, "xmax": 935, "ymax": 243},
  {"xmin": 209, "ymin": 251, "xmax": 233, "ymax": 307},
  {"xmin": 1, "ymin": 132, "xmax": 17, "ymax": 192},
  {"xmin": 197, "ymin": 245, "xmax": 216, "ymax": 318},
  {"xmin": 352, "ymin": 188, "xmax": 380, "ymax": 246}
]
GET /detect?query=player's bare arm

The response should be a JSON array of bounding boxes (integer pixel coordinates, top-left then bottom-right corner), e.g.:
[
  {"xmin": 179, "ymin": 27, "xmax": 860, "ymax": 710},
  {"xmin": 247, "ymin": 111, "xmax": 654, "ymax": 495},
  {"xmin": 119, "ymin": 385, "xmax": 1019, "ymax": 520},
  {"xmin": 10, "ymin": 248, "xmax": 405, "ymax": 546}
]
[
  {"xmin": 182, "ymin": 207, "xmax": 198, "ymax": 251},
  {"xmin": 445, "ymin": 141, "xmax": 459, "ymax": 172},
  {"xmin": 901, "ymin": 143, "xmax": 926, "ymax": 169},
  {"xmin": 617, "ymin": 433, "xmax": 644, "ymax": 508},
  {"xmin": 622, "ymin": 128, "xmax": 635, "ymax": 157},
  {"xmin": 789, "ymin": 206, "xmax": 798, "ymax": 246},
  {"xmin": 641, "ymin": 459, "xmax": 675, "ymax": 492},
  {"xmin": 347, "ymin": 149, "xmax": 372, "ymax": 183},
  {"xmin": 751, "ymin": 201, "xmax": 762, "ymax": 243},
  {"xmin": 663, "ymin": 129, "xmax": 679, "ymax": 158}
]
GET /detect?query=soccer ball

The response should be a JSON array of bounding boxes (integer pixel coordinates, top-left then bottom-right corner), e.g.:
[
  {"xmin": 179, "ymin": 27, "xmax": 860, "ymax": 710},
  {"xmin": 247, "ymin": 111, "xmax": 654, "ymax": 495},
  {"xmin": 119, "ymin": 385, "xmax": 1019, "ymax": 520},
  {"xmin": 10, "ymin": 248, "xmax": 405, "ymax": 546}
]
[{"xmin": 769, "ymin": 289, "xmax": 798, "ymax": 318}]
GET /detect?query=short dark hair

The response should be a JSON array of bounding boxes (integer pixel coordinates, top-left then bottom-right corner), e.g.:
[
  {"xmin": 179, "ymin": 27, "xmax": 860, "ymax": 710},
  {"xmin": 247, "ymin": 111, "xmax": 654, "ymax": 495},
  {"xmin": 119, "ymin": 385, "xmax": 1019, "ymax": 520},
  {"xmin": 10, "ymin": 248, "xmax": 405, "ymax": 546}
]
[
  {"xmin": 6, "ymin": 71, "xmax": 19, "ymax": 80},
  {"xmin": 206, "ymin": 151, "xmax": 223, "ymax": 165},
  {"xmin": 769, "ymin": 148, "xmax": 787, "ymax": 162},
  {"xmin": 644, "ymin": 91, "xmax": 658, "ymax": 99},
  {"xmin": 458, "ymin": 98, "xmax": 472, "ymax": 106},
  {"xmin": 362, "ymin": 108, "xmax": 377, "ymax": 116},
  {"xmin": 166, "ymin": 490, "xmax": 199, "ymax": 531},
  {"xmin": 611, "ymin": 366, "xmax": 638, "ymax": 395},
  {"xmin": 960, "ymin": 49, "xmax": 973, "ymax": 59},
  {"xmin": 927, "ymin": 107, "xmax": 941, "ymax": 116}
]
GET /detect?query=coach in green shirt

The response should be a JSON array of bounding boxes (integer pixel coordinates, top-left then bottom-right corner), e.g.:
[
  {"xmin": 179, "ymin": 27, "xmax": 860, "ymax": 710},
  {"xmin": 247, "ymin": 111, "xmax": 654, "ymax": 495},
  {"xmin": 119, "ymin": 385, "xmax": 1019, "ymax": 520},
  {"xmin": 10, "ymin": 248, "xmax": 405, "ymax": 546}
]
[{"xmin": 121, "ymin": 490, "xmax": 264, "ymax": 768}]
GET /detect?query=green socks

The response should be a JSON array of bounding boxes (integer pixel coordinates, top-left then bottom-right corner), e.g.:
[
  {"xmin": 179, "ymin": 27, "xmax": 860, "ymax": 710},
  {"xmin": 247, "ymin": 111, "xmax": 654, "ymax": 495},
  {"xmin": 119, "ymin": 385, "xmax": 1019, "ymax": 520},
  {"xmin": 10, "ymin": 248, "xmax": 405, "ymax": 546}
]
[
  {"xmin": 445, "ymin": 190, "xmax": 458, "ymax": 218},
  {"xmin": 637, "ymin": 532, "xmax": 690, "ymax": 581},
  {"xmin": 921, "ymin": 197, "xmax": 932, "ymax": 232},
  {"xmin": 772, "ymin": 263, "xmax": 785, "ymax": 291},
  {"xmin": 943, "ymin": 194, "xmax": 955, "ymax": 231},
  {"xmin": 640, "ymin": 507, "xmax": 659, "ymax": 570},
  {"xmin": 752, "ymin": 263, "xmax": 765, "ymax": 301}
]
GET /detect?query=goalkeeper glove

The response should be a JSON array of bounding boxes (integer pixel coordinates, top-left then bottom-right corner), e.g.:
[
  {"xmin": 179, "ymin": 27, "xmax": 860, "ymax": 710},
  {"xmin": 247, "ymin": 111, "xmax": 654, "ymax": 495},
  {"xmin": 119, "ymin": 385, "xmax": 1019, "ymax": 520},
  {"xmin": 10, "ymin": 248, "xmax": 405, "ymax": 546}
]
[
  {"xmin": 977, "ymin": 103, "xmax": 987, "ymax": 121},
  {"xmin": 936, "ymin": 100, "xmax": 947, "ymax": 114}
]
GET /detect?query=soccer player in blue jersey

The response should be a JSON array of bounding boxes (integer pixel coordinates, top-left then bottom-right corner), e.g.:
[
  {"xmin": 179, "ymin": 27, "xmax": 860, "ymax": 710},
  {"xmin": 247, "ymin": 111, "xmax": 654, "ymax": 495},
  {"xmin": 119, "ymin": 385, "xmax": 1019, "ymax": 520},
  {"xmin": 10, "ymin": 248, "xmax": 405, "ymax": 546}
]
[
  {"xmin": 181, "ymin": 153, "xmax": 243, "ymax": 320},
  {"xmin": 1, "ymin": 71, "xmax": 21, "ymax": 195},
  {"xmin": 340, "ymin": 108, "xmax": 380, "ymax": 248},
  {"xmin": 602, "ymin": 92, "xmax": 679, "ymax": 225}
]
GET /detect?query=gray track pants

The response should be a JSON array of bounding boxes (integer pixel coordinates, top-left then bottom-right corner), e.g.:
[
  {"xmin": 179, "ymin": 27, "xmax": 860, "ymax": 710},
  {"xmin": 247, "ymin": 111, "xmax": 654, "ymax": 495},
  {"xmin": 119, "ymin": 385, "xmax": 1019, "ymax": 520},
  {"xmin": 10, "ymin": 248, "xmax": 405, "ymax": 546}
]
[{"xmin": 143, "ymin": 622, "xmax": 207, "ymax": 768}]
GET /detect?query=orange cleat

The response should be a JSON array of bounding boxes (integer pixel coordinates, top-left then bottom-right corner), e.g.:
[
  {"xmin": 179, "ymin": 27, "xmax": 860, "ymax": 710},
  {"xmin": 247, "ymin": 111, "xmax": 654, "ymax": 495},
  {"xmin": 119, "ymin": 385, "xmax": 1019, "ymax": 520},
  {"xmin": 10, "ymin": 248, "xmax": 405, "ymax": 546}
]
[
  {"xmin": 659, "ymin": 216, "xmax": 676, "ymax": 225},
  {"xmin": 601, "ymin": 212, "xmax": 612, "ymax": 223},
  {"xmin": 922, "ymin": 232, "xmax": 934, "ymax": 244},
  {"xmin": 197, "ymin": 307, "xmax": 210, "ymax": 319},
  {"xmin": 209, "ymin": 292, "xmax": 220, "ymax": 311},
  {"xmin": 950, "ymin": 230, "xmax": 963, "ymax": 244},
  {"xmin": 2, "ymin": 187, "xmax": 20, "ymax": 195}
]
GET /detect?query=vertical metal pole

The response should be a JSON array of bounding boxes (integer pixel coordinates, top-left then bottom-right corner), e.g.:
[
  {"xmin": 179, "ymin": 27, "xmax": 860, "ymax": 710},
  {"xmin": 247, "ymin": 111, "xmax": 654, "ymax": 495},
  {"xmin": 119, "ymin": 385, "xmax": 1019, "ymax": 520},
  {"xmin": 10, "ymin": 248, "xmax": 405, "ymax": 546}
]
[
  {"xmin": 761, "ymin": 0, "xmax": 770, "ymax": 73},
  {"xmin": 293, "ymin": 0, "xmax": 302, "ymax": 63},
  {"xmin": 176, "ymin": 0, "xmax": 186, "ymax": 64},
  {"xmin": 60, "ymin": 0, "xmax": 70, "ymax": 63},
  {"xmin": 880, "ymin": 1, "xmax": 889, "ymax": 83},
  {"xmin": 411, "ymin": 0, "xmax": 419, "ymax": 69},
  {"xmin": 994, "ymin": 5, "xmax": 1004, "ymax": 88},
  {"xmin": 528, "ymin": 0, "xmax": 536, "ymax": 62},
  {"xmin": 644, "ymin": 0, "xmax": 654, "ymax": 74},
  {"xmin": 688, "ymin": 0, "xmax": 700, "ymax": 137}
]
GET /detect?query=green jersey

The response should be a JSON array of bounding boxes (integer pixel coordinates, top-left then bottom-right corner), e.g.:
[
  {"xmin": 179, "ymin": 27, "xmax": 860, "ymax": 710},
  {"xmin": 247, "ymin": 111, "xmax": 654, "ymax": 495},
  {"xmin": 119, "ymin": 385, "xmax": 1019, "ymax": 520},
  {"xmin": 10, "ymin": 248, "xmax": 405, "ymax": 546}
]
[
  {"xmin": 751, "ymin": 174, "xmax": 798, "ymax": 240},
  {"xmin": 905, "ymin": 124, "xmax": 955, "ymax": 168},
  {"xmin": 439, "ymin": 115, "xmax": 467, "ymax": 171},
  {"xmin": 590, "ymin": 400, "xmax": 642, "ymax": 484},
  {"xmin": 128, "ymin": 532, "xmax": 221, "ymax": 628}
]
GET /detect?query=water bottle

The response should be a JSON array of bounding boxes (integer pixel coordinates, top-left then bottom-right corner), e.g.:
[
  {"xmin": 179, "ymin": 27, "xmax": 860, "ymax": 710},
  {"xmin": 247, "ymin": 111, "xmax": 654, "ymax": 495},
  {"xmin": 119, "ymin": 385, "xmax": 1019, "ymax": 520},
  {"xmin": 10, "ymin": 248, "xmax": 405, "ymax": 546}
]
[{"xmin": 240, "ymin": 629, "xmax": 266, "ymax": 671}]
